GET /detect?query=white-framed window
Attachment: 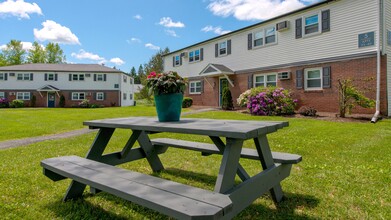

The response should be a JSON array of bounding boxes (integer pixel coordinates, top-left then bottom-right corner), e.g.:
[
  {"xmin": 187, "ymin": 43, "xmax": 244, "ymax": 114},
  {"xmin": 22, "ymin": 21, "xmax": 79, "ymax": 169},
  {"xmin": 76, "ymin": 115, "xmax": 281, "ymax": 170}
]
[
  {"xmin": 123, "ymin": 76, "xmax": 127, "ymax": 83},
  {"xmin": 0, "ymin": 92, "xmax": 5, "ymax": 98},
  {"xmin": 96, "ymin": 74, "xmax": 104, "ymax": 81},
  {"xmin": 123, "ymin": 93, "xmax": 127, "ymax": 100},
  {"xmin": 129, "ymin": 93, "xmax": 133, "ymax": 100},
  {"xmin": 254, "ymin": 73, "xmax": 277, "ymax": 87},
  {"xmin": 72, "ymin": 74, "xmax": 85, "ymax": 81},
  {"xmin": 304, "ymin": 13, "xmax": 320, "ymax": 35},
  {"xmin": 189, "ymin": 49, "xmax": 200, "ymax": 62},
  {"xmin": 47, "ymin": 73, "xmax": 55, "ymax": 81},
  {"xmin": 174, "ymin": 55, "xmax": 180, "ymax": 66},
  {"xmin": 0, "ymin": 73, "xmax": 5, "ymax": 80},
  {"xmin": 17, "ymin": 73, "xmax": 31, "ymax": 81},
  {"xmin": 96, "ymin": 92, "xmax": 104, "ymax": 101},
  {"xmin": 253, "ymin": 27, "xmax": 276, "ymax": 48},
  {"xmin": 189, "ymin": 81, "xmax": 202, "ymax": 94},
  {"xmin": 16, "ymin": 92, "xmax": 30, "ymax": 100},
  {"xmin": 72, "ymin": 92, "xmax": 85, "ymax": 100},
  {"xmin": 218, "ymin": 41, "xmax": 227, "ymax": 56},
  {"xmin": 305, "ymin": 68, "xmax": 322, "ymax": 90}
]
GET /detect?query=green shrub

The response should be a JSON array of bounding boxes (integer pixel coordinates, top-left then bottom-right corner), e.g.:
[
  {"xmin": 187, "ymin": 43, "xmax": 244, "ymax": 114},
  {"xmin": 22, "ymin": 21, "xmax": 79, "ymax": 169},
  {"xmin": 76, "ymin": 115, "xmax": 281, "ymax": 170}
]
[
  {"xmin": 182, "ymin": 97, "xmax": 193, "ymax": 108},
  {"xmin": 298, "ymin": 106, "xmax": 317, "ymax": 116},
  {"xmin": 10, "ymin": 99, "xmax": 25, "ymax": 108},
  {"xmin": 59, "ymin": 95, "xmax": 66, "ymax": 107},
  {"xmin": 222, "ymin": 87, "xmax": 234, "ymax": 110},
  {"xmin": 31, "ymin": 95, "xmax": 36, "ymax": 107}
]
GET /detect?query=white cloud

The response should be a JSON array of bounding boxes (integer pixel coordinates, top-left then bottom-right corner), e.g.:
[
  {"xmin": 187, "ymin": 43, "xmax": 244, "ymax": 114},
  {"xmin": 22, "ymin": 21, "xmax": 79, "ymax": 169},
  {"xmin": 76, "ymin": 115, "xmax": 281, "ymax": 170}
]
[
  {"xmin": 201, "ymin": 25, "xmax": 231, "ymax": 35},
  {"xmin": 133, "ymin": 14, "xmax": 142, "ymax": 20},
  {"xmin": 127, "ymin": 37, "xmax": 141, "ymax": 44},
  {"xmin": 0, "ymin": 44, "xmax": 6, "ymax": 50},
  {"xmin": 34, "ymin": 20, "xmax": 80, "ymax": 45},
  {"xmin": 71, "ymin": 49, "xmax": 106, "ymax": 63},
  {"xmin": 145, "ymin": 43, "xmax": 160, "ymax": 50},
  {"xmin": 0, "ymin": 0, "xmax": 42, "ymax": 19},
  {"xmin": 207, "ymin": 0, "xmax": 318, "ymax": 21},
  {"xmin": 0, "ymin": 41, "xmax": 42, "ymax": 51},
  {"xmin": 159, "ymin": 17, "xmax": 185, "ymax": 28},
  {"xmin": 165, "ymin": 29, "xmax": 179, "ymax": 37},
  {"xmin": 110, "ymin": 57, "xmax": 125, "ymax": 66}
]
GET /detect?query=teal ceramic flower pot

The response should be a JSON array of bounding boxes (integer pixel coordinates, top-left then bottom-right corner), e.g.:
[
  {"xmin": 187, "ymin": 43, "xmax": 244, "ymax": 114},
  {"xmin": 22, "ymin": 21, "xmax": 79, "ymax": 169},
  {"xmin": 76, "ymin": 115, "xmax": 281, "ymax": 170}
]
[{"xmin": 154, "ymin": 93, "xmax": 183, "ymax": 122}]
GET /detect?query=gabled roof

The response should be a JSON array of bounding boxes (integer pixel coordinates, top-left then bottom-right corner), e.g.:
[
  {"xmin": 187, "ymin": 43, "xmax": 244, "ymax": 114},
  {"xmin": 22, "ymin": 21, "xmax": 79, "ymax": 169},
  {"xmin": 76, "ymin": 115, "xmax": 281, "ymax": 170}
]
[
  {"xmin": 0, "ymin": 63, "xmax": 124, "ymax": 73},
  {"xmin": 164, "ymin": 0, "xmax": 334, "ymax": 57},
  {"xmin": 200, "ymin": 63, "xmax": 234, "ymax": 77},
  {"xmin": 37, "ymin": 85, "xmax": 60, "ymax": 92}
]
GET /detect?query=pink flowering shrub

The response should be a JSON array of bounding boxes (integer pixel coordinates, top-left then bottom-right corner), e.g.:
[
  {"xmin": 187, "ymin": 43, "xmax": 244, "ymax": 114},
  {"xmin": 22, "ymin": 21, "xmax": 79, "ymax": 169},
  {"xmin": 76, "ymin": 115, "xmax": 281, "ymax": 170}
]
[
  {"xmin": 244, "ymin": 87, "xmax": 297, "ymax": 116},
  {"xmin": 0, "ymin": 98, "xmax": 9, "ymax": 108}
]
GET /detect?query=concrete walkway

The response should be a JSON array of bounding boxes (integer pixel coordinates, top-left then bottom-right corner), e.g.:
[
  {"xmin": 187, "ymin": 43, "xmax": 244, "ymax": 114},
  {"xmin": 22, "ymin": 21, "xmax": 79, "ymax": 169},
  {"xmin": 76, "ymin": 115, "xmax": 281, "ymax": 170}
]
[{"xmin": 0, "ymin": 108, "xmax": 218, "ymax": 150}]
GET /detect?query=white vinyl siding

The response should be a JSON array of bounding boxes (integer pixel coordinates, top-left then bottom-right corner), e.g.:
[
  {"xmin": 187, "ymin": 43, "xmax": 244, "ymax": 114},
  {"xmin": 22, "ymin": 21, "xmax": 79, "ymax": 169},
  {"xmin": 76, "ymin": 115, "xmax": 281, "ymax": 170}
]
[
  {"xmin": 16, "ymin": 92, "xmax": 30, "ymax": 100},
  {"xmin": 304, "ymin": 68, "xmax": 322, "ymax": 90},
  {"xmin": 189, "ymin": 81, "xmax": 202, "ymax": 94},
  {"xmin": 163, "ymin": 0, "xmax": 378, "ymax": 79},
  {"xmin": 254, "ymin": 73, "xmax": 277, "ymax": 87},
  {"xmin": 72, "ymin": 92, "xmax": 85, "ymax": 100}
]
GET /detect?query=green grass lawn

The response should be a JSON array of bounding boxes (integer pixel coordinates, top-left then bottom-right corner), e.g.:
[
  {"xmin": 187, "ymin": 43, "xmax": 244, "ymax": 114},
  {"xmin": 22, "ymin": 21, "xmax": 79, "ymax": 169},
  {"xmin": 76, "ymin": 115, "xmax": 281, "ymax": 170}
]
[{"xmin": 0, "ymin": 108, "xmax": 390, "ymax": 219}]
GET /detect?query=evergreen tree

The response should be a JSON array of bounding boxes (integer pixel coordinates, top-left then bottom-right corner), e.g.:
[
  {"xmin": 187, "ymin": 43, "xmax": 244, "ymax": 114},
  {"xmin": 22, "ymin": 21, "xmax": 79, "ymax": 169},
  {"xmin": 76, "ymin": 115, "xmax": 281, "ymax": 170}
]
[
  {"xmin": 27, "ymin": 41, "xmax": 46, "ymax": 63},
  {"xmin": 137, "ymin": 64, "xmax": 144, "ymax": 77},
  {"xmin": 2, "ymin": 40, "xmax": 25, "ymax": 65},
  {"xmin": 130, "ymin": 66, "xmax": 141, "ymax": 84},
  {"xmin": 46, "ymin": 42, "xmax": 66, "ymax": 63}
]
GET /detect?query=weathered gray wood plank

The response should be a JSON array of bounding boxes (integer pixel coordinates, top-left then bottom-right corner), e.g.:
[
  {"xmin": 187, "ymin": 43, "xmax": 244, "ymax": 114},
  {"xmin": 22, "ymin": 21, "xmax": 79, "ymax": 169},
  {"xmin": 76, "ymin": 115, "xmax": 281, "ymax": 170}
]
[
  {"xmin": 84, "ymin": 117, "xmax": 288, "ymax": 139},
  {"xmin": 41, "ymin": 156, "xmax": 232, "ymax": 219},
  {"xmin": 151, "ymin": 138, "xmax": 302, "ymax": 164}
]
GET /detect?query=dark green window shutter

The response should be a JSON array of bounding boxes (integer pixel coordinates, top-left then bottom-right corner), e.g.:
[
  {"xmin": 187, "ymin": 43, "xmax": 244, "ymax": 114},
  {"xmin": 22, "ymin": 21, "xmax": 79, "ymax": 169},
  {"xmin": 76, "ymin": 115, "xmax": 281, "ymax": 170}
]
[
  {"xmin": 69, "ymin": 92, "xmax": 72, "ymax": 100},
  {"xmin": 172, "ymin": 56, "xmax": 175, "ymax": 67},
  {"xmin": 69, "ymin": 74, "xmax": 72, "ymax": 81},
  {"xmin": 180, "ymin": 55, "xmax": 182, "ymax": 65},
  {"xmin": 227, "ymin": 40, "xmax": 231, "ymax": 55},
  {"xmin": 296, "ymin": 69, "xmax": 304, "ymax": 89},
  {"xmin": 44, "ymin": 73, "xmax": 47, "ymax": 81},
  {"xmin": 200, "ymin": 80, "xmax": 204, "ymax": 93},
  {"xmin": 322, "ymin": 9, "xmax": 330, "ymax": 32},
  {"xmin": 4, "ymin": 73, "xmax": 7, "ymax": 81},
  {"xmin": 103, "ymin": 92, "xmax": 106, "ymax": 100},
  {"xmin": 248, "ymin": 74, "xmax": 253, "ymax": 89},
  {"xmin": 295, "ymin": 18, "xmax": 302, "ymax": 39},
  {"xmin": 55, "ymin": 74, "xmax": 58, "ymax": 81},
  {"xmin": 94, "ymin": 74, "xmax": 96, "ymax": 81},
  {"xmin": 215, "ymin": 43, "xmax": 218, "ymax": 57},
  {"xmin": 200, "ymin": 48, "xmax": 204, "ymax": 61},
  {"xmin": 30, "ymin": 73, "xmax": 33, "ymax": 81},
  {"xmin": 104, "ymin": 74, "xmax": 107, "ymax": 81},
  {"xmin": 322, "ymin": 66, "xmax": 331, "ymax": 88},
  {"xmin": 248, "ymin": 33, "xmax": 252, "ymax": 50}
]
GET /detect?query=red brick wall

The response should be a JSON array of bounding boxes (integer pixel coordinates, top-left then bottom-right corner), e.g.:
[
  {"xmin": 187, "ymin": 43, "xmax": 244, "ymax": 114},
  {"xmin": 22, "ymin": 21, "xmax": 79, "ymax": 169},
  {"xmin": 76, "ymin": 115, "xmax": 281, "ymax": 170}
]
[
  {"xmin": 186, "ymin": 56, "xmax": 388, "ymax": 115},
  {"xmin": 2, "ymin": 90, "xmax": 120, "ymax": 107}
]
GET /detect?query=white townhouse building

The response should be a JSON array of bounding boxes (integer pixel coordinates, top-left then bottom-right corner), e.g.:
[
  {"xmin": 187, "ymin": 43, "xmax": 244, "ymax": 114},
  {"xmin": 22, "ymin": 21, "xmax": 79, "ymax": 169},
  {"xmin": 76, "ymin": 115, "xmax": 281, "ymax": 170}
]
[
  {"xmin": 163, "ymin": 0, "xmax": 391, "ymax": 117},
  {"xmin": 0, "ymin": 63, "xmax": 135, "ymax": 107}
]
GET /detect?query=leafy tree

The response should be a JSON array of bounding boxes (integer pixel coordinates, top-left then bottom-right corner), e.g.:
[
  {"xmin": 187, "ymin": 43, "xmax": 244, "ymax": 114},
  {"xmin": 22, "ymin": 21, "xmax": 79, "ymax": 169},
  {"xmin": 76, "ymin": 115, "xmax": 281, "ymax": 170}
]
[
  {"xmin": 46, "ymin": 42, "xmax": 66, "ymax": 63},
  {"xmin": 143, "ymin": 47, "xmax": 170, "ymax": 75},
  {"xmin": 27, "ymin": 41, "xmax": 46, "ymax": 63},
  {"xmin": 338, "ymin": 78, "xmax": 375, "ymax": 117},
  {"xmin": 130, "ymin": 66, "xmax": 141, "ymax": 84},
  {"xmin": 2, "ymin": 40, "xmax": 25, "ymax": 65},
  {"xmin": 0, "ymin": 53, "xmax": 7, "ymax": 66}
]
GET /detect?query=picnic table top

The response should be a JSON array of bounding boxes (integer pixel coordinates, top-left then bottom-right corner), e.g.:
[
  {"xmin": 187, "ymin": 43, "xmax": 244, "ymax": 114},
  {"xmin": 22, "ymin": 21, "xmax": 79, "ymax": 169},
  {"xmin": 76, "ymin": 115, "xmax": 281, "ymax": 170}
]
[{"xmin": 84, "ymin": 117, "xmax": 288, "ymax": 139}]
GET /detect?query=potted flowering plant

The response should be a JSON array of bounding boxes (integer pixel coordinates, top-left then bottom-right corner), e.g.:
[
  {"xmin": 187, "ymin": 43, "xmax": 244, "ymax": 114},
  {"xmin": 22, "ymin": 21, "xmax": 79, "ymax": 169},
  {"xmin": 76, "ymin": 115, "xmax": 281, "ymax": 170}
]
[{"xmin": 146, "ymin": 71, "xmax": 187, "ymax": 122}]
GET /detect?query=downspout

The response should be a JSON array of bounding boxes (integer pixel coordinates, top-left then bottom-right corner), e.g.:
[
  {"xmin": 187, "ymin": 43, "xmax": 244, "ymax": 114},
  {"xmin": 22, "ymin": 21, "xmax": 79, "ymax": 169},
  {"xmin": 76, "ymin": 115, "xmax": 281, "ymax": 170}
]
[{"xmin": 371, "ymin": 0, "xmax": 382, "ymax": 123}]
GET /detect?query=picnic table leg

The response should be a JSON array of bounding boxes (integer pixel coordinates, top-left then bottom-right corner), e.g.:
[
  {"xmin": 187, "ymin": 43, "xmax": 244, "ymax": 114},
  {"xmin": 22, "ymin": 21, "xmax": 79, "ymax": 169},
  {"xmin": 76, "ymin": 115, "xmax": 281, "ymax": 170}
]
[
  {"xmin": 210, "ymin": 136, "xmax": 251, "ymax": 181},
  {"xmin": 63, "ymin": 127, "xmax": 115, "ymax": 201},
  {"xmin": 137, "ymin": 131, "xmax": 164, "ymax": 172},
  {"xmin": 254, "ymin": 135, "xmax": 284, "ymax": 203},
  {"xmin": 213, "ymin": 137, "xmax": 243, "ymax": 193}
]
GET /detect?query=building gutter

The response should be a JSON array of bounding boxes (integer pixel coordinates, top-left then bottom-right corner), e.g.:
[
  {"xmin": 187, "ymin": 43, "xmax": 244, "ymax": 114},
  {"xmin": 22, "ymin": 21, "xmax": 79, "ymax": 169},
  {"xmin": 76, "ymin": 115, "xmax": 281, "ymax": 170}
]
[{"xmin": 371, "ymin": 0, "xmax": 382, "ymax": 123}]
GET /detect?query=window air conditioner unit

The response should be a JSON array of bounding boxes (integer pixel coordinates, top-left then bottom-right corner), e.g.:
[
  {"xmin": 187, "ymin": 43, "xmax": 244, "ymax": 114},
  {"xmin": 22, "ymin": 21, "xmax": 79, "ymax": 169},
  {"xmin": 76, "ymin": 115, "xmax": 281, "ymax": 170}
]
[
  {"xmin": 276, "ymin": 21, "xmax": 289, "ymax": 31},
  {"xmin": 85, "ymin": 74, "xmax": 91, "ymax": 77},
  {"xmin": 181, "ymin": 52, "xmax": 188, "ymax": 57},
  {"xmin": 278, "ymin": 72, "xmax": 291, "ymax": 80}
]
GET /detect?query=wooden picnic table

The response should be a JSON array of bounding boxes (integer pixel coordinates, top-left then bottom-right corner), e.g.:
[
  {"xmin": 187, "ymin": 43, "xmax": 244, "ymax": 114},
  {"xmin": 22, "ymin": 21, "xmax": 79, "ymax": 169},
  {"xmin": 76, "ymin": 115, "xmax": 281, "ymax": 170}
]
[{"xmin": 41, "ymin": 117, "xmax": 301, "ymax": 219}]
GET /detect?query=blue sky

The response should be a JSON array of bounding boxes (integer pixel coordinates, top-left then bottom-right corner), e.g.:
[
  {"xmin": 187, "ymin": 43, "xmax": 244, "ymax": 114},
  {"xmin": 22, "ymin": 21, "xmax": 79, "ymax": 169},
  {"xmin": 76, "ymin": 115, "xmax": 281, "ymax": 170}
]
[{"xmin": 0, "ymin": 0, "xmax": 320, "ymax": 73}]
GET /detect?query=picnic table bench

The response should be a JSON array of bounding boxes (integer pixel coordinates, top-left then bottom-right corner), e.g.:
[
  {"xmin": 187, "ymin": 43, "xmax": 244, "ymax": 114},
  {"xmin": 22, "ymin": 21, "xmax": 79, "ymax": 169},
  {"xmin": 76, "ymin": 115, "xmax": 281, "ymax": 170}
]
[{"xmin": 41, "ymin": 117, "xmax": 302, "ymax": 219}]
